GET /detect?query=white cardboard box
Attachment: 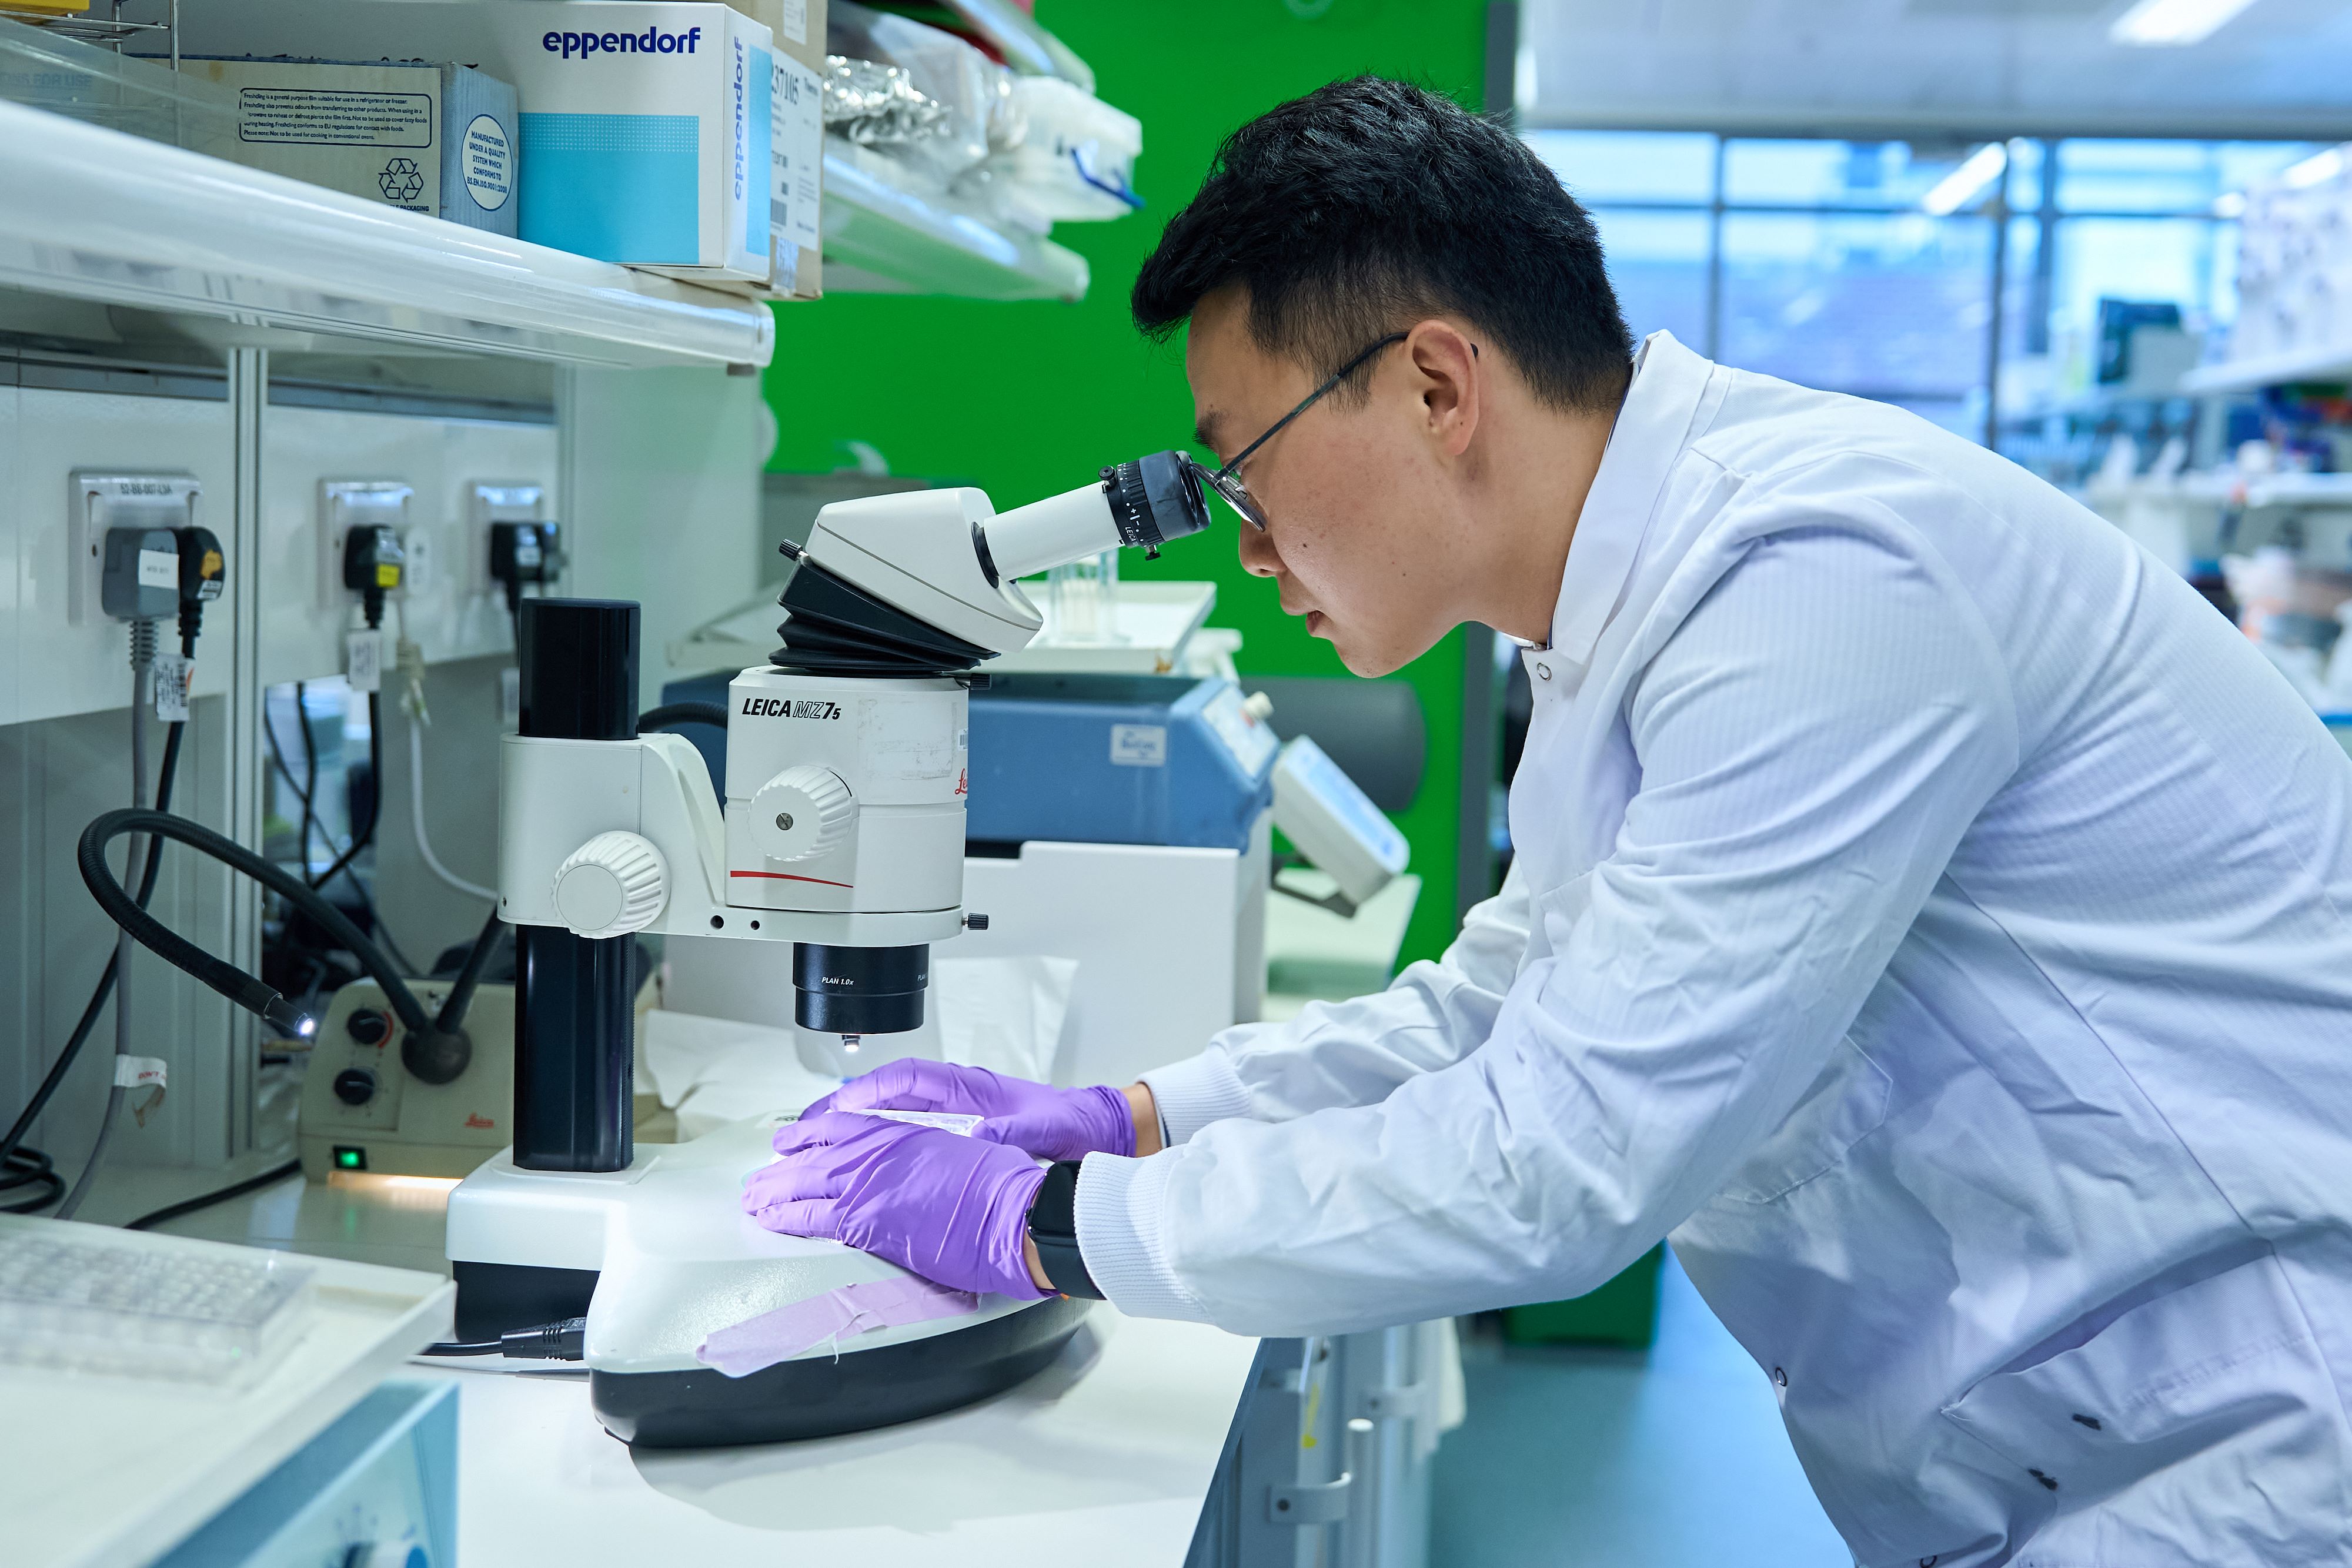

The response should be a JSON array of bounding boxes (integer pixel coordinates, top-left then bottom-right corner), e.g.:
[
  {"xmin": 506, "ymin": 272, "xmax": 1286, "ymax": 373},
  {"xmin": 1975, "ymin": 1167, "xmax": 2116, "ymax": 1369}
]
[
  {"xmin": 181, "ymin": 57, "xmax": 519, "ymax": 235},
  {"xmin": 495, "ymin": 1, "xmax": 773, "ymax": 283},
  {"xmin": 726, "ymin": 0, "xmax": 826, "ymax": 299}
]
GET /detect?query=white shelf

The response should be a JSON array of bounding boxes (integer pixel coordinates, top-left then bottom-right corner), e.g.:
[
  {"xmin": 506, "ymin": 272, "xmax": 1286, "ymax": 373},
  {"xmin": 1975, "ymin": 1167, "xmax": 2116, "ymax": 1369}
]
[
  {"xmin": 2180, "ymin": 346, "xmax": 2352, "ymax": 395},
  {"xmin": 821, "ymin": 138, "xmax": 1090, "ymax": 303},
  {"xmin": 0, "ymin": 101, "xmax": 774, "ymax": 370}
]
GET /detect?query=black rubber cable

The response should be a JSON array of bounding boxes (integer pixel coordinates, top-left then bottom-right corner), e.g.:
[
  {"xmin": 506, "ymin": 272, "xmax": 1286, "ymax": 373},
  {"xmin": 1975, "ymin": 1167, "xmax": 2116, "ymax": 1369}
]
[
  {"xmin": 123, "ymin": 1158, "xmax": 300, "ymax": 1232},
  {"xmin": 0, "ymin": 719, "xmax": 186, "ymax": 1215},
  {"xmin": 435, "ymin": 909, "xmax": 505, "ymax": 1036},
  {"xmin": 78, "ymin": 808, "xmax": 432, "ymax": 1041},
  {"xmin": 638, "ymin": 701, "xmax": 728, "ymax": 732}
]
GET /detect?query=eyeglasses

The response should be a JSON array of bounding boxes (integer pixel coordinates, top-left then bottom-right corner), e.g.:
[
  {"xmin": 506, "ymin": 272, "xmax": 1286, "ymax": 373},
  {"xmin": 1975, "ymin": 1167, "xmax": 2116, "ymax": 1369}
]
[{"xmin": 1190, "ymin": 332, "xmax": 1409, "ymax": 532}]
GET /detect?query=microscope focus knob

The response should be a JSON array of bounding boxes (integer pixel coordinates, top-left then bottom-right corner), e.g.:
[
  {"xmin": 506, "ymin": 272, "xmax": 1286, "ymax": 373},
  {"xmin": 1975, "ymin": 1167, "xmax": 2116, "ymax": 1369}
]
[
  {"xmin": 552, "ymin": 831, "xmax": 669, "ymax": 939},
  {"xmin": 750, "ymin": 766, "xmax": 856, "ymax": 863}
]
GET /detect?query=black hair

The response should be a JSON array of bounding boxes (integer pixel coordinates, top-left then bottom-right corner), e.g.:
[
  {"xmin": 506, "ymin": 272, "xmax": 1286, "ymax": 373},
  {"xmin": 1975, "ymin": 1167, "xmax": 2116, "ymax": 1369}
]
[{"xmin": 1133, "ymin": 77, "xmax": 1633, "ymax": 416}]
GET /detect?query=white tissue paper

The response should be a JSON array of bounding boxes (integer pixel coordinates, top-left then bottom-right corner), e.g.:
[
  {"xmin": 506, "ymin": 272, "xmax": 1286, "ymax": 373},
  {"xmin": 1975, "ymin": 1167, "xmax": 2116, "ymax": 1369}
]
[{"xmin": 934, "ymin": 954, "xmax": 1077, "ymax": 1082}]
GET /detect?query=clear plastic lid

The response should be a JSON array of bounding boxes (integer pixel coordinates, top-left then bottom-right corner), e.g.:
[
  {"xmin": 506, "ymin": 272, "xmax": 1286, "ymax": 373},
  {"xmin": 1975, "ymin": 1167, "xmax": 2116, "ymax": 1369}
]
[{"xmin": 0, "ymin": 1229, "xmax": 315, "ymax": 1386}]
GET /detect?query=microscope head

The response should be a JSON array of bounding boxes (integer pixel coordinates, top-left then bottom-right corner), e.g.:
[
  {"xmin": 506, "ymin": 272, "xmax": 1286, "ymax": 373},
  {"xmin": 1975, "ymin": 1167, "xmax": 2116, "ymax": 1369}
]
[{"xmin": 773, "ymin": 452, "xmax": 1211, "ymax": 676}]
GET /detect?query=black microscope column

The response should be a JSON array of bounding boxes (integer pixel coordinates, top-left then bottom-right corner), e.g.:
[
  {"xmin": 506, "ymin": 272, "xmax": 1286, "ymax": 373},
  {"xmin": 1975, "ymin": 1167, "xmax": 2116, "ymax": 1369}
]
[{"xmin": 513, "ymin": 598, "xmax": 641, "ymax": 1173}]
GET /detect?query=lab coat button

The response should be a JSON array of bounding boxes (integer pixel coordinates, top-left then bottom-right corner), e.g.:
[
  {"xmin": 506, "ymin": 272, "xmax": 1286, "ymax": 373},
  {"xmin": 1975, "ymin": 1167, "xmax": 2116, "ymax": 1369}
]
[
  {"xmin": 1772, "ymin": 1366, "xmax": 1788, "ymax": 1388},
  {"xmin": 1535, "ymin": 662, "xmax": 1553, "ymax": 681},
  {"xmin": 1921, "ymin": 1557, "xmax": 1938, "ymax": 1566}
]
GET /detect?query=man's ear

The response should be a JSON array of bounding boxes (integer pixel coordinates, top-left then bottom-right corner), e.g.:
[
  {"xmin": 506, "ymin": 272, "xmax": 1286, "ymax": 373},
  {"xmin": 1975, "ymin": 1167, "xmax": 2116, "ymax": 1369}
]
[{"xmin": 1405, "ymin": 320, "xmax": 1481, "ymax": 459}]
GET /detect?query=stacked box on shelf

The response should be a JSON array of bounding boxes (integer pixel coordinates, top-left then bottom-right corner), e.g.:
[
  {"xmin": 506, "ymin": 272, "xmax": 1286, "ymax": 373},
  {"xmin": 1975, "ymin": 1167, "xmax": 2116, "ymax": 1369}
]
[
  {"xmin": 492, "ymin": 1, "xmax": 776, "ymax": 286},
  {"xmin": 179, "ymin": 57, "xmax": 519, "ymax": 236}
]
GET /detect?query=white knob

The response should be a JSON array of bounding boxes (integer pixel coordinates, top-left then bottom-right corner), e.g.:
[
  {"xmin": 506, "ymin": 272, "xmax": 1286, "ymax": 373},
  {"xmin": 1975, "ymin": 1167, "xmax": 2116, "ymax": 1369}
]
[
  {"xmin": 552, "ymin": 831, "xmax": 668, "ymax": 938},
  {"xmin": 750, "ymin": 766, "xmax": 856, "ymax": 862}
]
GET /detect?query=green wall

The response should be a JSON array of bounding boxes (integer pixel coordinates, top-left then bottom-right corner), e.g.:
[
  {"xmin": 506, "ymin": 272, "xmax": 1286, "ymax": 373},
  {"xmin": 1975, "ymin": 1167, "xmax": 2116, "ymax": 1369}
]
[{"xmin": 763, "ymin": 0, "xmax": 1491, "ymax": 967}]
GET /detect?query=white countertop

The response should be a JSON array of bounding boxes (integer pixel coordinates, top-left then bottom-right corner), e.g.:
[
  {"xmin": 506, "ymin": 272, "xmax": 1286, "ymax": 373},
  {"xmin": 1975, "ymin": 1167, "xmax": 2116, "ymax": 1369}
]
[
  {"xmin": 413, "ymin": 1309, "xmax": 1255, "ymax": 1566},
  {"xmin": 96, "ymin": 1168, "xmax": 1259, "ymax": 1566}
]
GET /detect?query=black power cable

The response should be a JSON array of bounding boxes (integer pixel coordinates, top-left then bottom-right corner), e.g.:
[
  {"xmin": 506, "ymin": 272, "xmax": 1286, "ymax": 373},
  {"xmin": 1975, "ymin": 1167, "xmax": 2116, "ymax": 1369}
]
[
  {"xmin": 270, "ymin": 681, "xmax": 419, "ymax": 978},
  {"xmin": 0, "ymin": 603, "xmax": 206, "ymax": 1216},
  {"xmin": 309, "ymin": 689, "xmax": 383, "ymax": 900},
  {"xmin": 421, "ymin": 1316, "xmax": 586, "ymax": 1360},
  {"xmin": 123, "ymin": 1158, "xmax": 300, "ymax": 1232},
  {"xmin": 0, "ymin": 720, "xmax": 186, "ymax": 1214},
  {"xmin": 293, "ymin": 679, "xmax": 321, "ymax": 887}
]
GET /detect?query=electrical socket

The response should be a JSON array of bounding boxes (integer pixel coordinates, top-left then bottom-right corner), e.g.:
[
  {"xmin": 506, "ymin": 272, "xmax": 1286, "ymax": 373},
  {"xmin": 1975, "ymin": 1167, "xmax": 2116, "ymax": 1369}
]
[
  {"xmin": 468, "ymin": 482, "xmax": 546, "ymax": 596},
  {"xmin": 400, "ymin": 526, "xmax": 438, "ymax": 600},
  {"xmin": 319, "ymin": 482, "xmax": 413, "ymax": 612},
  {"xmin": 68, "ymin": 471, "xmax": 201, "ymax": 626}
]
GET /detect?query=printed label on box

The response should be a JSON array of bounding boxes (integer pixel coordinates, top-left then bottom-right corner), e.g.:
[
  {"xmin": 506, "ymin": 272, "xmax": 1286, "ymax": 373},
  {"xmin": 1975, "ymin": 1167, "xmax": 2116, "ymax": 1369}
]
[
  {"xmin": 237, "ymin": 87, "xmax": 433, "ymax": 148},
  {"xmin": 771, "ymin": 54, "xmax": 822, "ymax": 256},
  {"xmin": 1110, "ymin": 724, "xmax": 1168, "ymax": 767},
  {"xmin": 462, "ymin": 113, "xmax": 513, "ymax": 211}
]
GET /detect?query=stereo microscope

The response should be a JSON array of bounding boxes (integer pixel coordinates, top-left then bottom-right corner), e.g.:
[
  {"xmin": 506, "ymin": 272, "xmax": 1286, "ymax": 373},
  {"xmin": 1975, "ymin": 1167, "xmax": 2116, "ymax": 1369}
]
[{"xmin": 447, "ymin": 454, "xmax": 1210, "ymax": 1445}]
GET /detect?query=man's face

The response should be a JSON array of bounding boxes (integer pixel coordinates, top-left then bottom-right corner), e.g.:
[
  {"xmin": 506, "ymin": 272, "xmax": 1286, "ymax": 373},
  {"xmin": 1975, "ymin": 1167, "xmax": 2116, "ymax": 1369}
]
[{"xmin": 1184, "ymin": 289, "xmax": 1465, "ymax": 677}]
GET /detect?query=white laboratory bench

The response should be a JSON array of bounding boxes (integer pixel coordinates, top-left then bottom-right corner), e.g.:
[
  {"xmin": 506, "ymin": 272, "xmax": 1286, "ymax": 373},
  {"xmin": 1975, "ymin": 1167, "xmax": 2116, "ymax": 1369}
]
[
  {"xmin": 38, "ymin": 872, "xmax": 1431, "ymax": 1566},
  {"xmin": 61, "ymin": 1165, "xmax": 1258, "ymax": 1566},
  {"xmin": 409, "ymin": 1312, "xmax": 1253, "ymax": 1565}
]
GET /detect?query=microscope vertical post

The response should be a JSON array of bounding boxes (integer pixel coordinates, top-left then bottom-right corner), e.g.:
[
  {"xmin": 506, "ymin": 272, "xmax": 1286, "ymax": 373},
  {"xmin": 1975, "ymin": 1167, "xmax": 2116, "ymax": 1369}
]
[{"xmin": 512, "ymin": 599, "xmax": 641, "ymax": 1173}]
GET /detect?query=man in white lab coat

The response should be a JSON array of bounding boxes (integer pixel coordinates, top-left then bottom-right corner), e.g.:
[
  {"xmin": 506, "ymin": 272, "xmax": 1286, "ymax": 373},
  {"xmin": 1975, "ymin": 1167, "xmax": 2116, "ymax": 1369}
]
[{"xmin": 749, "ymin": 78, "xmax": 2352, "ymax": 1564}]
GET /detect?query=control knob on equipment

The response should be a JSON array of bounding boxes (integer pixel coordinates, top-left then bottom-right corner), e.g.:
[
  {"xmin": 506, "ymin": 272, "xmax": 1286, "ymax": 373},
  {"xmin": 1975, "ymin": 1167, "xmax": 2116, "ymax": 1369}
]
[
  {"xmin": 331, "ymin": 1068, "xmax": 376, "ymax": 1106},
  {"xmin": 551, "ymin": 831, "xmax": 669, "ymax": 939},
  {"xmin": 346, "ymin": 1008, "xmax": 392, "ymax": 1046},
  {"xmin": 750, "ymin": 766, "xmax": 856, "ymax": 862}
]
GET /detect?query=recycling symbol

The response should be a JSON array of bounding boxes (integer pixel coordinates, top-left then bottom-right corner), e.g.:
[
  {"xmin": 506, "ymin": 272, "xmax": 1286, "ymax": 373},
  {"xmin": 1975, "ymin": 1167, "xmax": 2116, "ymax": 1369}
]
[{"xmin": 378, "ymin": 157, "xmax": 425, "ymax": 203}]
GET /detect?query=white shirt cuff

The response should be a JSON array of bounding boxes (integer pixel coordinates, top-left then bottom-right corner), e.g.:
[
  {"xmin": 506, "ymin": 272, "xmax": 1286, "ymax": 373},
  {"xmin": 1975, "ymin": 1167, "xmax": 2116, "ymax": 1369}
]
[
  {"xmin": 1074, "ymin": 1151, "xmax": 1212, "ymax": 1325},
  {"xmin": 1138, "ymin": 1049, "xmax": 1252, "ymax": 1146}
]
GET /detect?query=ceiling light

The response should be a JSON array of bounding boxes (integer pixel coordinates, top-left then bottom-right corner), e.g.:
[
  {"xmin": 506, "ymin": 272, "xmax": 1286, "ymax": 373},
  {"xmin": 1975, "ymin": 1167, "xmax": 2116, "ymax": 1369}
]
[
  {"xmin": 1922, "ymin": 144, "xmax": 2008, "ymax": 216},
  {"xmin": 2109, "ymin": 0, "xmax": 2261, "ymax": 48},
  {"xmin": 2282, "ymin": 148, "xmax": 2345, "ymax": 188}
]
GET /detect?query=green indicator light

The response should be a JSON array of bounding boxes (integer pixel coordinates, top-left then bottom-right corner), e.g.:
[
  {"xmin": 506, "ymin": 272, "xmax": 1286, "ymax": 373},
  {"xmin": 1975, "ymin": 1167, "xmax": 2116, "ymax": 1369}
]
[{"xmin": 334, "ymin": 1147, "xmax": 365, "ymax": 1169}]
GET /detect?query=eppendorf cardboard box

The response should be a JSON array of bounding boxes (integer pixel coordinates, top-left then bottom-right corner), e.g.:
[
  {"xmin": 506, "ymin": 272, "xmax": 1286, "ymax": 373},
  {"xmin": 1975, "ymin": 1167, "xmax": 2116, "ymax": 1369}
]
[
  {"xmin": 724, "ymin": 0, "xmax": 824, "ymax": 300},
  {"xmin": 495, "ymin": 2, "xmax": 775, "ymax": 285},
  {"xmin": 181, "ymin": 57, "xmax": 519, "ymax": 235}
]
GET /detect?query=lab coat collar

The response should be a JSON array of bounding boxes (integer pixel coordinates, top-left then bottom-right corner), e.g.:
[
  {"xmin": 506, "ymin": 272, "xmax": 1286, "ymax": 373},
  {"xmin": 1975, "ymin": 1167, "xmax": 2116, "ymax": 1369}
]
[{"xmin": 1541, "ymin": 330, "xmax": 1716, "ymax": 664}]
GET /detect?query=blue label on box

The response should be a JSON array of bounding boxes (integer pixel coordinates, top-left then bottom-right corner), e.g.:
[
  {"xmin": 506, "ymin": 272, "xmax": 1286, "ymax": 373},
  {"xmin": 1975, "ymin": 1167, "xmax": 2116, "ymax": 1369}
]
[
  {"xmin": 518, "ymin": 111, "xmax": 698, "ymax": 263},
  {"xmin": 747, "ymin": 45, "xmax": 772, "ymax": 257}
]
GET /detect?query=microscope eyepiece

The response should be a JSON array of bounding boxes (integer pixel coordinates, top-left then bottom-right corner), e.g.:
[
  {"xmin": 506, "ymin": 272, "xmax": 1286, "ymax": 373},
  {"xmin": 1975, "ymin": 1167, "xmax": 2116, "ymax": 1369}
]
[{"xmin": 1100, "ymin": 451, "xmax": 1211, "ymax": 558}]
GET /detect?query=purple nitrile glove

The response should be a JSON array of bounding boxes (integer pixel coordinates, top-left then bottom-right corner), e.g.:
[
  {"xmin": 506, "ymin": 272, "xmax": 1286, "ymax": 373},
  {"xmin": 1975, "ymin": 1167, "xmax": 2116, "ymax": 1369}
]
[
  {"xmin": 743, "ymin": 1111, "xmax": 1050, "ymax": 1300},
  {"xmin": 801, "ymin": 1058, "xmax": 1134, "ymax": 1161}
]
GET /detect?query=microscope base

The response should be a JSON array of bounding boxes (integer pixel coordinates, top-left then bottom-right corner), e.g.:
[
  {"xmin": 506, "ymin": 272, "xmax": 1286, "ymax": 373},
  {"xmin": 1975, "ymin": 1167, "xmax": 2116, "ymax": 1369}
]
[
  {"xmin": 446, "ymin": 1115, "xmax": 1077, "ymax": 1447},
  {"xmin": 591, "ymin": 1294, "xmax": 1090, "ymax": 1448}
]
